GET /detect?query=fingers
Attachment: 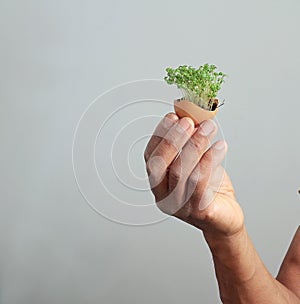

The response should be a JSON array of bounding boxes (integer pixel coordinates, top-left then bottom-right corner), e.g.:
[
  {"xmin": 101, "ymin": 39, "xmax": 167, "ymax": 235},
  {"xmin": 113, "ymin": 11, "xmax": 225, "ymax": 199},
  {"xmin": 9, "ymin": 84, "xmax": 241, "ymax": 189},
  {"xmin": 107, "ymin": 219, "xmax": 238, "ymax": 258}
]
[
  {"xmin": 145, "ymin": 116, "xmax": 195, "ymax": 201},
  {"xmin": 143, "ymin": 112, "xmax": 178, "ymax": 202},
  {"xmin": 168, "ymin": 119, "xmax": 218, "ymax": 192},
  {"xmin": 165, "ymin": 119, "xmax": 218, "ymax": 214},
  {"xmin": 187, "ymin": 140, "xmax": 228, "ymax": 211},
  {"xmin": 144, "ymin": 112, "xmax": 178, "ymax": 162},
  {"xmin": 144, "ymin": 113, "xmax": 227, "ymax": 219},
  {"xmin": 150, "ymin": 117, "xmax": 194, "ymax": 165}
]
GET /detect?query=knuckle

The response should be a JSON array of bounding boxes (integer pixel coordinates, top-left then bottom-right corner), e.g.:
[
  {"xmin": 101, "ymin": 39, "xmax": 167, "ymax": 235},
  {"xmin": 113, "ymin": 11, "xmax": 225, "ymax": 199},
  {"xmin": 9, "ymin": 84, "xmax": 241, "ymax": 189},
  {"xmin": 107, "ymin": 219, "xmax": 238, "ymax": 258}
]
[
  {"xmin": 189, "ymin": 197, "xmax": 217, "ymax": 223},
  {"xmin": 199, "ymin": 119, "xmax": 218, "ymax": 135},
  {"xmin": 200, "ymin": 150, "xmax": 213, "ymax": 170},
  {"xmin": 166, "ymin": 122, "xmax": 192, "ymax": 144},
  {"xmin": 187, "ymin": 169, "xmax": 206, "ymax": 194},
  {"xmin": 146, "ymin": 156, "xmax": 166, "ymax": 177},
  {"xmin": 188, "ymin": 136, "xmax": 209, "ymax": 152},
  {"xmin": 199, "ymin": 207, "xmax": 216, "ymax": 223},
  {"xmin": 169, "ymin": 166, "xmax": 183, "ymax": 184},
  {"xmin": 188, "ymin": 171, "xmax": 200, "ymax": 188},
  {"xmin": 164, "ymin": 131, "xmax": 176, "ymax": 144},
  {"xmin": 157, "ymin": 137, "xmax": 178, "ymax": 154},
  {"xmin": 203, "ymin": 147, "xmax": 222, "ymax": 167}
]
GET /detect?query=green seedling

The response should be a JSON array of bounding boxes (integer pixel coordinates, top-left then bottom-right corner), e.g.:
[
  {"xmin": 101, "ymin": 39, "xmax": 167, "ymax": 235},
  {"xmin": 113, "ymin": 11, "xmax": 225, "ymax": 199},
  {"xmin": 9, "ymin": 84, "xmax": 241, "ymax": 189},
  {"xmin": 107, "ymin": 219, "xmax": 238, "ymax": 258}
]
[{"xmin": 164, "ymin": 64, "xmax": 227, "ymax": 110}]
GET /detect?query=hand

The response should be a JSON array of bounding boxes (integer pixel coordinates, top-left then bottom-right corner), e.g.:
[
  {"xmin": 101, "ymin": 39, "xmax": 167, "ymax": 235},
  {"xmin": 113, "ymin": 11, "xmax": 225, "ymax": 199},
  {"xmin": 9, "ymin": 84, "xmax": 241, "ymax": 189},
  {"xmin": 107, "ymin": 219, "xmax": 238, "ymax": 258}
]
[
  {"xmin": 144, "ymin": 113, "xmax": 300, "ymax": 303},
  {"xmin": 144, "ymin": 112, "xmax": 244, "ymax": 237}
]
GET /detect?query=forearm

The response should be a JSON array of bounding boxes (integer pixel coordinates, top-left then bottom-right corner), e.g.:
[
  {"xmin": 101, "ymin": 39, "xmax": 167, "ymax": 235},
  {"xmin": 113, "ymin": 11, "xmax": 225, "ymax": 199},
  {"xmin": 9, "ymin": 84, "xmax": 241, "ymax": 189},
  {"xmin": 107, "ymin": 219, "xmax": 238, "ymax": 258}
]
[
  {"xmin": 277, "ymin": 226, "xmax": 300, "ymax": 298},
  {"xmin": 204, "ymin": 225, "xmax": 300, "ymax": 304}
]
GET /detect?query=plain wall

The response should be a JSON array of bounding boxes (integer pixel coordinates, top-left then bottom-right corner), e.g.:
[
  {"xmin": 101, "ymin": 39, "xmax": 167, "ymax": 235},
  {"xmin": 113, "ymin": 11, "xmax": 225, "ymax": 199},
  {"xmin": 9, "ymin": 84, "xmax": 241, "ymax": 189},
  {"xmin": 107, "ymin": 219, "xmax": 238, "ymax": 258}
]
[{"xmin": 1, "ymin": 0, "xmax": 300, "ymax": 303}]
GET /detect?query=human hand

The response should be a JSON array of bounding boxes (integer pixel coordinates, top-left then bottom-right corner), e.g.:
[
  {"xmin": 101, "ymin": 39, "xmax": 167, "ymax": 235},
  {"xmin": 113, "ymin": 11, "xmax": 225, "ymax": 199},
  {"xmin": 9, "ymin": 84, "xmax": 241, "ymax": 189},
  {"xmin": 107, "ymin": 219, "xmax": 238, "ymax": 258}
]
[{"xmin": 144, "ymin": 112, "xmax": 244, "ymax": 237}]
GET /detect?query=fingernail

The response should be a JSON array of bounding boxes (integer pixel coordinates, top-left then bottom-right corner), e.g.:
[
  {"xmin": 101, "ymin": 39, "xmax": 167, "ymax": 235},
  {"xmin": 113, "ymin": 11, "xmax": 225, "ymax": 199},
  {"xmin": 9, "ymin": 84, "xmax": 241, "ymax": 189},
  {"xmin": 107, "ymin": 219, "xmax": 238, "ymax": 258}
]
[
  {"xmin": 214, "ymin": 140, "xmax": 225, "ymax": 150},
  {"xmin": 163, "ymin": 115, "xmax": 177, "ymax": 128},
  {"xmin": 199, "ymin": 120, "xmax": 216, "ymax": 136},
  {"xmin": 176, "ymin": 118, "xmax": 193, "ymax": 133}
]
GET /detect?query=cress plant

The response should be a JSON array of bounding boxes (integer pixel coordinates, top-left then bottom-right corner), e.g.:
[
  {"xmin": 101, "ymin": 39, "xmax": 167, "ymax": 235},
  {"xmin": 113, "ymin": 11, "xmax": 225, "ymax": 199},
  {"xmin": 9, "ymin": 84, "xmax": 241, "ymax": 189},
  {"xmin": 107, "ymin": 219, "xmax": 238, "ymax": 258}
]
[{"xmin": 164, "ymin": 64, "xmax": 227, "ymax": 110}]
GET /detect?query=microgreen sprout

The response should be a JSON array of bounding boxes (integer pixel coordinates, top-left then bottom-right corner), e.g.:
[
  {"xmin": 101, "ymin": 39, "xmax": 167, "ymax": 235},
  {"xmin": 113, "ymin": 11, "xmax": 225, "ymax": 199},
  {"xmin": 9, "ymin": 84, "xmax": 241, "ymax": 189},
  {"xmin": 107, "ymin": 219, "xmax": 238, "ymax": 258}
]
[{"xmin": 164, "ymin": 64, "xmax": 227, "ymax": 110}]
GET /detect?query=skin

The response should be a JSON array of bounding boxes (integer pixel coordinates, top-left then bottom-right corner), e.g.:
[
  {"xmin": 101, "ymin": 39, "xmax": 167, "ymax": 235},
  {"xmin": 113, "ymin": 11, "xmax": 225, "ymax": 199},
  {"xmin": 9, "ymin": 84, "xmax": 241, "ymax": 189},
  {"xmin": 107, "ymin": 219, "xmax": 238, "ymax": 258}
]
[{"xmin": 144, "ymin": 112, "xmax": 300, "ymax": 304}]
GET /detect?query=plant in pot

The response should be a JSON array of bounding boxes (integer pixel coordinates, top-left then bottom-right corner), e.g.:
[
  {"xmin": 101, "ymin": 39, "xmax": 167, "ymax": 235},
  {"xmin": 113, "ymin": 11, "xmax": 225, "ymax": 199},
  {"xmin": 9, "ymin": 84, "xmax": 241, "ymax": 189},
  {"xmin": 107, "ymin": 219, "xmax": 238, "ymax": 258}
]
[{"xmin": 164, "ymin": 64, "xmax": 227, "ymax": 126}]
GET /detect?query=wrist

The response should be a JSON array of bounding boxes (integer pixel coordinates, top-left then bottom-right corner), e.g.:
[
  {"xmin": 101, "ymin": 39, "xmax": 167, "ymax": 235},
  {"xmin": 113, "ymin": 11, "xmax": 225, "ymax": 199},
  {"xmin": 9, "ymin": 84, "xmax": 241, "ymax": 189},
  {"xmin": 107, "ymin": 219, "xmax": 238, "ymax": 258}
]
[
  {"xmin": 203, "ymin": 224, "xmax": 257, "ymax": 282},
  {"xmin": 203, "ymin": 224, "xmax": 248, "ymax": 259}
]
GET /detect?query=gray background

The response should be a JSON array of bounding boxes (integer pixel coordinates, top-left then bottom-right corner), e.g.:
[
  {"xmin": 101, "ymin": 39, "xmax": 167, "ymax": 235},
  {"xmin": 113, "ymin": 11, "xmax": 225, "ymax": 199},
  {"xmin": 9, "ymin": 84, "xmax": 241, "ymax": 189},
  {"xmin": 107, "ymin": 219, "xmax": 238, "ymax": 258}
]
[{"xmin": 1, "ymin": 0, "xmax": 300, "ymax": 303}]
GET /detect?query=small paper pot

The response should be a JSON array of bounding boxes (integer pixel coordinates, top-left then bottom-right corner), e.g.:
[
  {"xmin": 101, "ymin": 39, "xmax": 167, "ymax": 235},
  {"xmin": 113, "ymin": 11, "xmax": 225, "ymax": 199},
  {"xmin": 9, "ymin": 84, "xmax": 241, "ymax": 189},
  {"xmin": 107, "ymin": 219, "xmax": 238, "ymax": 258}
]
[{"xmin": 174, "ymin": 99, "xmax": 218, "ymax": 126}]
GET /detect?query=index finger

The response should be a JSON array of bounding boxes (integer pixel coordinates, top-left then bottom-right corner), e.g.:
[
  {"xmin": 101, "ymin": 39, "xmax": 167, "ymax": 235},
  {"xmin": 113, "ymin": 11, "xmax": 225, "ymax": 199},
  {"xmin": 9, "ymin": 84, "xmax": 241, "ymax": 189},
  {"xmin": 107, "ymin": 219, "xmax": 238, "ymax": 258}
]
[{"xmin": 144, "ymin": 112, "xmax": 179, "ymax": 162}]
